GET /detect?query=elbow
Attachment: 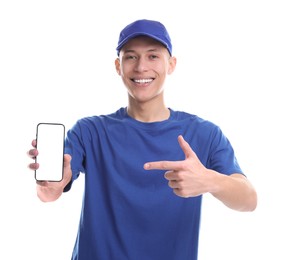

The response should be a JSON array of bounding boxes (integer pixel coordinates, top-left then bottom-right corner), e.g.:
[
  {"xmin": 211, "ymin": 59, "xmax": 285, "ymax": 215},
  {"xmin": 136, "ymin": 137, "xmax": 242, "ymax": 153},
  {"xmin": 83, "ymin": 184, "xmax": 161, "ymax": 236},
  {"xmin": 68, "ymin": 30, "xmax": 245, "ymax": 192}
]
[
  {"xmin": 247, "ymin": 190, "xmax": 258, "ymax": 212},
  {"xmin": 239, "ymin": 189, "xmax": 258, "ymax": 212}
]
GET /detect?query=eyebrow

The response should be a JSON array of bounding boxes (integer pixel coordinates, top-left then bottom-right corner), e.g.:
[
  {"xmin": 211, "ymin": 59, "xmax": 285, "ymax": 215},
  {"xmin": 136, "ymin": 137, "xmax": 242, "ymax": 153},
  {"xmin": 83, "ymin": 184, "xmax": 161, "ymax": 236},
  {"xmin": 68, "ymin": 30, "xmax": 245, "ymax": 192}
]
[{"xmin": 123, "ymin": 48, "xmax": 162, "ymax": 54}]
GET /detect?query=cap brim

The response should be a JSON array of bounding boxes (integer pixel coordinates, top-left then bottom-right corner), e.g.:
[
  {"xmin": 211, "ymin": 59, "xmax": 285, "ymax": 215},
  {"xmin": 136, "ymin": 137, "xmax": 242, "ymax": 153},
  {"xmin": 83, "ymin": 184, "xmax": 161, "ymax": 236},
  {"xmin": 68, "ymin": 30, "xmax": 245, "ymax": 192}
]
[{"xmin": 116, "ymin": 32, "xmax": 171, "ymax": 55}]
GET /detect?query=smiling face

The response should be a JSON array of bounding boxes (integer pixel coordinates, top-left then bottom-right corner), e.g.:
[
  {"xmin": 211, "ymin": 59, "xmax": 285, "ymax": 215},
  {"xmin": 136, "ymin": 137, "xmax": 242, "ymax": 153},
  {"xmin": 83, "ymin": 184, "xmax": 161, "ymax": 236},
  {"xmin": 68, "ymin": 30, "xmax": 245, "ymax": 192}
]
[{"xmin": 115, "ymin": 36, "xmax": 176, "ymax": 105}]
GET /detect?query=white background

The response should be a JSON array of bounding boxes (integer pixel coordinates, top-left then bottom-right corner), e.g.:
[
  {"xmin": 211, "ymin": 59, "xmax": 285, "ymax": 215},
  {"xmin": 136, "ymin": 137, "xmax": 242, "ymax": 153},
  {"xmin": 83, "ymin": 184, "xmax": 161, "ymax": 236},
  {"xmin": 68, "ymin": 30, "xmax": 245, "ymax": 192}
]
[{"xmin": 1, "ymin": 0, "xmax": 289, "ymax": 259}]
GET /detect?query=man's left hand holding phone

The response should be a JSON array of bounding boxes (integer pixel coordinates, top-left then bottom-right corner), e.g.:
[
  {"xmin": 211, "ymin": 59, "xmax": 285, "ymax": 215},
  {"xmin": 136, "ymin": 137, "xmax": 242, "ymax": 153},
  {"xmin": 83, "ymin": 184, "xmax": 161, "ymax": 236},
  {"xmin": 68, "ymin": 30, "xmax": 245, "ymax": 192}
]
[{"xmin": 28, "ymin": 123, "xmax": 72, "ymax": 202}]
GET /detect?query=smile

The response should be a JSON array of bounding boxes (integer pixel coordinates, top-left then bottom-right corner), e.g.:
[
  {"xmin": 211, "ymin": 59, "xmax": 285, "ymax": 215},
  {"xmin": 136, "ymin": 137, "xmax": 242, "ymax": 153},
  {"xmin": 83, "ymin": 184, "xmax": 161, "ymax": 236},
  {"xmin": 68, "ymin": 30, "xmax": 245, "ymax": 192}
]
[{"xmin": 132, "ymin": 78, "xmax": 153, "ymax": 84}]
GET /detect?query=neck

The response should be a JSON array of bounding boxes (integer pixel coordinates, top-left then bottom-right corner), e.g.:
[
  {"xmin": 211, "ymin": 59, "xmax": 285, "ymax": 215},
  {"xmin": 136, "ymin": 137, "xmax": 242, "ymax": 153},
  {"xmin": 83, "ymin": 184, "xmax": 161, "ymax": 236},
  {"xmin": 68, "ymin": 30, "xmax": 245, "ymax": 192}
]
[{"xmin": 126, "ymin": 100, "xmax": 170, "ymax": 123}]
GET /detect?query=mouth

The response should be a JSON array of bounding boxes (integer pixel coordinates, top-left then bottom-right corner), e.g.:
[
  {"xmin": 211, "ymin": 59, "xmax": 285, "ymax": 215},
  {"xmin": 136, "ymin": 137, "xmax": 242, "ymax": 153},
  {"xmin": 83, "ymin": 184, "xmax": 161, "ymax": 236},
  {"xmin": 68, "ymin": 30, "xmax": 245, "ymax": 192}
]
[{"xmin": 131, "ymin": 78, "xmax": 154, "ymax": 85}]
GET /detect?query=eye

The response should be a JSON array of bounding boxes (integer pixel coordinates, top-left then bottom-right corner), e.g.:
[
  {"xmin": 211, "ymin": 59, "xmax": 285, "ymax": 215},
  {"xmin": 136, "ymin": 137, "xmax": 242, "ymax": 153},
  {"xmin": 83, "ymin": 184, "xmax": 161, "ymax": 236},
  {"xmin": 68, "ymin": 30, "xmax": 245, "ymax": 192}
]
[
  {"xmin": 125, "ymin": 55, "xmax": 137, "ymax": 60},
  {"xmin": 149, "ymin": 54, "xmax": 158, "ymax": 60}
]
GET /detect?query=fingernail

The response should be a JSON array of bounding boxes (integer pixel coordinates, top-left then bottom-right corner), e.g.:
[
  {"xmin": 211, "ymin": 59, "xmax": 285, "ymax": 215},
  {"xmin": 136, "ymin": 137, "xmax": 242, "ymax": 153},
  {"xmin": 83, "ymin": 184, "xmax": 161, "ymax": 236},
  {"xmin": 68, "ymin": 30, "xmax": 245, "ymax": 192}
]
[{"xmin": 143, "ymin": 163, "xmax": 149, "ymax": 170}]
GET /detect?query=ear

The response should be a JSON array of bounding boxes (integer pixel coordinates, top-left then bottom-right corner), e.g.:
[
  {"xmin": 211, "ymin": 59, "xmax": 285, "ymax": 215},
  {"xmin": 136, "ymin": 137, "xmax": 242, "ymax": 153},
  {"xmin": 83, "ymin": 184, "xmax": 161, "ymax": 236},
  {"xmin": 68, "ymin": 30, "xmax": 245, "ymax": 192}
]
[
  {"xmin": 167, "ymin": 56, "xmax": 177, "ymax": 75},
  {"xmin": 115, "ymin": 58, "xmax": 121, "ymax": 75}
]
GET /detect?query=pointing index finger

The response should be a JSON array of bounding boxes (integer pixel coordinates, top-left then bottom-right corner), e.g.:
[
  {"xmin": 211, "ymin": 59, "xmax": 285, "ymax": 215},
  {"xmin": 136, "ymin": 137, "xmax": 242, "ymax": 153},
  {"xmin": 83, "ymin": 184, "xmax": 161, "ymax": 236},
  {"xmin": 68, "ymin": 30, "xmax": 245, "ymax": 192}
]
[{"xmin": 144, "ymin": 160, "xmax": 183, "ymax": 171}]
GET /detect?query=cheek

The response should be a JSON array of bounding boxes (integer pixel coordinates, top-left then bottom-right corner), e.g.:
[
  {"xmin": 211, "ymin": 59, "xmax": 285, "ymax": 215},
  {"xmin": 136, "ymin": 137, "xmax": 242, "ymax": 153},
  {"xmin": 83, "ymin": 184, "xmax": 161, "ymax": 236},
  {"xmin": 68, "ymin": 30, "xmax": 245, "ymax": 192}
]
[
  {"xmin": 120, "ymin": 66, "xmax": 135, "ymax": 81},
  {"xmin": 155, "ymin": 60, "xmax": 171, "ymax": 75}
]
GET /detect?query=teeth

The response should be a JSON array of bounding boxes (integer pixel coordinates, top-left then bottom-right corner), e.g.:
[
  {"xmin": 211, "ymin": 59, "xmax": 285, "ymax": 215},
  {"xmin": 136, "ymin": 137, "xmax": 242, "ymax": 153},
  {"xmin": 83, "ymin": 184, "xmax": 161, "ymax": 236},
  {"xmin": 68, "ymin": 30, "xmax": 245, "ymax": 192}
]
[{"xmin": 134, "ymin": 79, "xmax": 153, "ymax": 83}]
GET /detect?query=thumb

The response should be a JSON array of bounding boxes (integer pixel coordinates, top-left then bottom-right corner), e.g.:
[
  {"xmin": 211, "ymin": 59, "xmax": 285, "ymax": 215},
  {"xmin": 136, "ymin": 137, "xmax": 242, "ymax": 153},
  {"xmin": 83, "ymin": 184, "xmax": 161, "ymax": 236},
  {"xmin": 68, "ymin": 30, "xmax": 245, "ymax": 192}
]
[
  {"xmin": 64, "ymin": 154, "xmax": 72, "ymax": 167},
  {"xmin": 177, "ymin": 135, "xmax": 197, "ymax": 159}
]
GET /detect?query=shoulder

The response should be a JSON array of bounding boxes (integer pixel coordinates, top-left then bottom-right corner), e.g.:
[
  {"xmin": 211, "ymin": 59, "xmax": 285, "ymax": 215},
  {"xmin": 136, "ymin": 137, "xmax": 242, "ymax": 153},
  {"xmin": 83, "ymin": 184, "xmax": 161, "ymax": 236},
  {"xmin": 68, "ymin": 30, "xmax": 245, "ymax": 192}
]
[
  {"xmin": 75, "ymin": 108, "xmax": 125, "ymax": 126},
  {"xmin": 170, "ymin": 109, "xmax": 226, "ymax": 146},
  {"xmin": 171, "ymin": 109, "xmax": 219, "ymax": 129},
  {"xmin": 68, "ymin": 108, "xmax": 125, "ymax": 134}
]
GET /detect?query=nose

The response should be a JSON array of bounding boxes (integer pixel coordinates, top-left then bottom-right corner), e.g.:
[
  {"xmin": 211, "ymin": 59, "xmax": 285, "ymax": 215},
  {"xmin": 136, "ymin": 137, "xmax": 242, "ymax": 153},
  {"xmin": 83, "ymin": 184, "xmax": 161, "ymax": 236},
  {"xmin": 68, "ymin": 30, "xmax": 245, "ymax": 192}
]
[{"xmin": 134, "ymin": 57, "xmax": 149, "ymax": 72}]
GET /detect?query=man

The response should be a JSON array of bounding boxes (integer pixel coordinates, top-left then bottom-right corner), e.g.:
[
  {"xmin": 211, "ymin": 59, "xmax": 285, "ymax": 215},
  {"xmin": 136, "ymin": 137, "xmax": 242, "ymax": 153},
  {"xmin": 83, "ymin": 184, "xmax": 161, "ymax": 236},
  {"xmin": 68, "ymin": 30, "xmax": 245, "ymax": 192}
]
[{"xmin": 28, "ymin": 19, "xmax": 257, "ymax": 260}]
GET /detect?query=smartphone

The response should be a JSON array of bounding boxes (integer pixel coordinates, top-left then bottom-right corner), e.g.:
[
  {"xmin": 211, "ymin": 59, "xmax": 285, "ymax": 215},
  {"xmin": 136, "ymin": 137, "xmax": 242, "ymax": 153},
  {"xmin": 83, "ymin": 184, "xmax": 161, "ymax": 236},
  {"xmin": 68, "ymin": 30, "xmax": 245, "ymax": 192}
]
[{"xmin": 35, "ymin": 123, "xmax": 65, "ymax": 182}]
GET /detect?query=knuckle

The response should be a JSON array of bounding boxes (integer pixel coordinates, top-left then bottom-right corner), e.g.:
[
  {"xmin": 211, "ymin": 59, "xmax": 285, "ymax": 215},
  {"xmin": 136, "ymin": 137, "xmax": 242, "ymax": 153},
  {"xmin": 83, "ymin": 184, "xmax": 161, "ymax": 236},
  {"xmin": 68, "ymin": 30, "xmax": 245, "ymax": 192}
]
[
  {"xmin": 178, "ymin": 190, "xmax": 189, "ymax": 198},
  {"xmin": 160, "ymin": 161, "xmax": 168, "ymax": 169}
]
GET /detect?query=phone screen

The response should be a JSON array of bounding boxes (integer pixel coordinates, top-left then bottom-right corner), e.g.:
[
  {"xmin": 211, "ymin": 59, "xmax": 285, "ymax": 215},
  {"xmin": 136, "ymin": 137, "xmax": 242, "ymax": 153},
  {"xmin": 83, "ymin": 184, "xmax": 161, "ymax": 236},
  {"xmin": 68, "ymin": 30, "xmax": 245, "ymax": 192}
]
[{"xmin": 35, "ymin": 123, "xmax": 65, "ymax": 182}]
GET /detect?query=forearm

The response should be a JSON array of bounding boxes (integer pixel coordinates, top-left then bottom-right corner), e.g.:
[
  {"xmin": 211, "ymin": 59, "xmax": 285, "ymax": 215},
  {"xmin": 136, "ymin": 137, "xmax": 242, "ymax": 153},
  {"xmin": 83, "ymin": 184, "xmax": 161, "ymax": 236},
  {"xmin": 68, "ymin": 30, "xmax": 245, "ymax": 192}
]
[
  {"xmin": 209, "ymin": 171, "xmax": 257, "ymax": 212},
  {"xmin": 37, "ymin": 185, "xmax": 63, "ymax": 202},
  {"xmin": 36, "ymin": 174, "xmax": 72, "ymax": 202}
]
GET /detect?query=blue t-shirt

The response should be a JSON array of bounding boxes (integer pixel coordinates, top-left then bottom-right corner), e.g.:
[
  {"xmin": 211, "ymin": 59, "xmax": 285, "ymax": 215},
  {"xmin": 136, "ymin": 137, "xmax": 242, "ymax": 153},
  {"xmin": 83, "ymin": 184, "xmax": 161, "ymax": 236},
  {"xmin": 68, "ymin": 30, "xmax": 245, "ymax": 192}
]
[{"xmin": 64, "ymin": 107, "xmax": 243, "ymax": 260}]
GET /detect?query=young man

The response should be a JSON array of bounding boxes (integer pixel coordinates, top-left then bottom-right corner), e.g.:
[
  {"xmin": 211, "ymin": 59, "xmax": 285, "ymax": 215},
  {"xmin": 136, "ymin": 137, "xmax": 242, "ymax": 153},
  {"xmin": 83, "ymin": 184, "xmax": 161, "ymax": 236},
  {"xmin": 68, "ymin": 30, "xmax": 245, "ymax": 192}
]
[{"xmin": 28, "ymin": 19, "xmax": 257, "ymax": 260}]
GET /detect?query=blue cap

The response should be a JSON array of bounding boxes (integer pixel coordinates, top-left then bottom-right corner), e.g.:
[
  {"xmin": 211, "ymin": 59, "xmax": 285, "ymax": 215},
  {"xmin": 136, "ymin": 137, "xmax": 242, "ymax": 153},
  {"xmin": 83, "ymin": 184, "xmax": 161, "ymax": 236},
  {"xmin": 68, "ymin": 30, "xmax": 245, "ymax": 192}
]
[{"xmin": 116, "ymin": 19, "xmax": 172, "ymax": 56}]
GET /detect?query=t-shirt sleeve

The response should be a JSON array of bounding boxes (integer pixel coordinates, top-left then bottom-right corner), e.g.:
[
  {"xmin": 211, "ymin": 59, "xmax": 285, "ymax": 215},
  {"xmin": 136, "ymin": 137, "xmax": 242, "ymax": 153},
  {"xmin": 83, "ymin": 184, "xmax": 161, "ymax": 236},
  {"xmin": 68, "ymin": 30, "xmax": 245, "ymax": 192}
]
[
  {"xmin": 208, "ymin": 126, "xmax": 244, "ymax": 176},
  {"xmin": 63, "ymin": 121, "xmax": 86, "ymax": 192}
]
